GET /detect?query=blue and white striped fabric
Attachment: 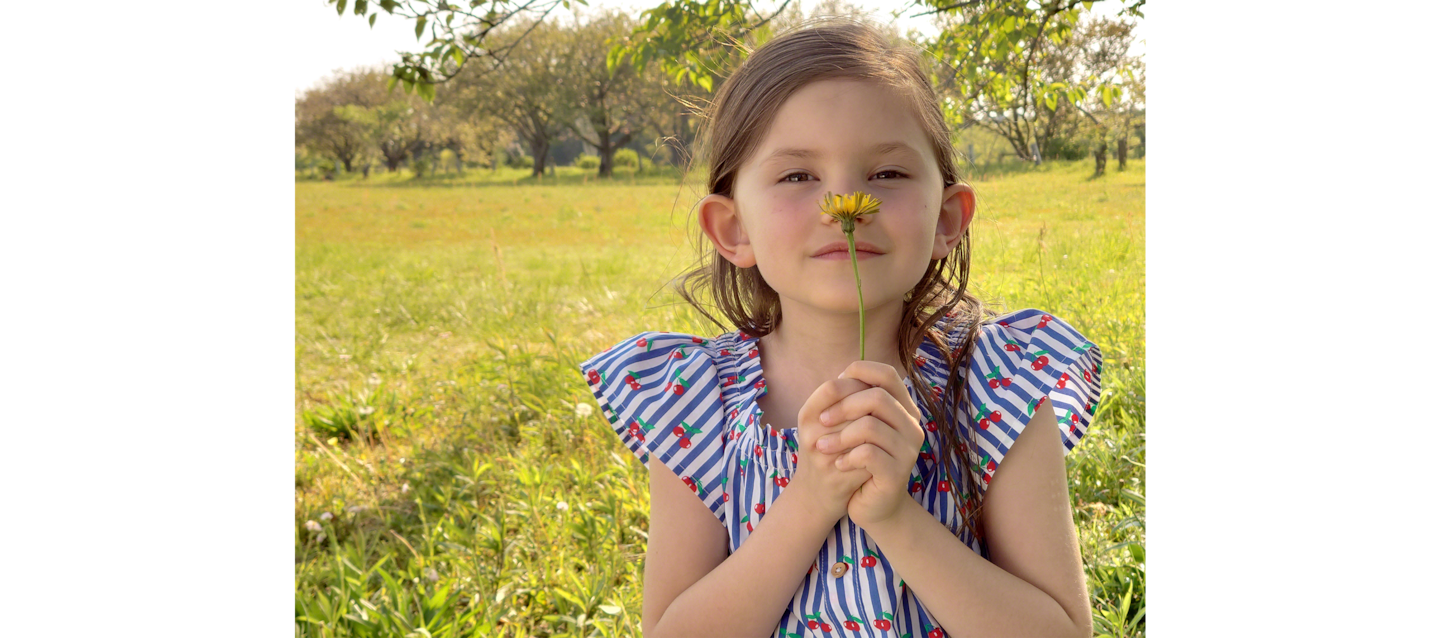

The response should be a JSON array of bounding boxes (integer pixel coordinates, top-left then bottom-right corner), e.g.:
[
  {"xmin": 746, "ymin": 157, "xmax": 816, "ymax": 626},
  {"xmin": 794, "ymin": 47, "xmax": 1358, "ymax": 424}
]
[{"xmin": 578, "ymin": 309, "xmax": 1102, "ymax": 638}]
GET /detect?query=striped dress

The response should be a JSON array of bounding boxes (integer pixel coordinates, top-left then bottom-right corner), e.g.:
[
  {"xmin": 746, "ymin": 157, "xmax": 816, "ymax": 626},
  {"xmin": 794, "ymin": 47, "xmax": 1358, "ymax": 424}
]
[{"xmin": 578, "ymin": 309, "xmax": 1102, "ymax": 638}]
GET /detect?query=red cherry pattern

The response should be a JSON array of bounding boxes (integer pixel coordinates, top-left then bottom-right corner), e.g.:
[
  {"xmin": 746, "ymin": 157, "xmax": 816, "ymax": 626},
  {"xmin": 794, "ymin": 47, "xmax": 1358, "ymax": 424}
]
[
  {"xmin": 861, "ymin": 548, "xmax": 881, "ymax": 567},
  {"xmin": 770, "ymin": 471, "xmax": 789, "ymax": 488},
  {"xmin": 588, "ymin": 320, "xmax": 1095, "ymax": 631}
]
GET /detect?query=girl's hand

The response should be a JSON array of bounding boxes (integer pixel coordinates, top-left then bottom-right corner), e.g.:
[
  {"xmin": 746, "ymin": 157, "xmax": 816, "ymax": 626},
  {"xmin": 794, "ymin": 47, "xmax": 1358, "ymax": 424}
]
[
  {"xmin": 816, "ymin": 361, "xmax": 926, "ymax": 530},
  {"xmin": 790, "ymin": 376, "xmax": 876, "ymax": 523}
]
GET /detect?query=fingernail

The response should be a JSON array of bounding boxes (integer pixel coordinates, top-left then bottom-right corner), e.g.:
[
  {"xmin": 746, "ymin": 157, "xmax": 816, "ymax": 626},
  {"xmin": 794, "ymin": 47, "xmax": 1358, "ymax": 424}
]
[
  {"xmin": 816, "ymin": 437, "xmax": 831, "ymax": 452},
  {"xmin": 819, "ymin": 410, "xmax": 831, "ymax": 425}
]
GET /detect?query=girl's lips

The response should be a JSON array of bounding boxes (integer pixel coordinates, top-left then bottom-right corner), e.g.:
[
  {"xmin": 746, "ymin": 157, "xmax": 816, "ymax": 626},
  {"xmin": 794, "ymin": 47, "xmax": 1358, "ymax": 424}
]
[{"xmin": 813, "ymin": 250, "xmax": 881, "ymax": 260}]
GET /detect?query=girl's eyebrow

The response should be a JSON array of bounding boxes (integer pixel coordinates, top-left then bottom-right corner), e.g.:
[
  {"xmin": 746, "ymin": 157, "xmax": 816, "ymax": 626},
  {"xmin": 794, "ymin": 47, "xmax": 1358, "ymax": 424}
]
[{"xmin": 761, "ymin": 141, "xmax": 923, "ymax": 165}]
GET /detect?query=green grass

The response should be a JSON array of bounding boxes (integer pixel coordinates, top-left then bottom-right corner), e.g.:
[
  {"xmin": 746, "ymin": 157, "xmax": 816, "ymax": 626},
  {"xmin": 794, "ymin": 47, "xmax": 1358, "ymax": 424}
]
[{"xmin": 295, "ymin": 158, "xmax": 1146, "ymax": 637}]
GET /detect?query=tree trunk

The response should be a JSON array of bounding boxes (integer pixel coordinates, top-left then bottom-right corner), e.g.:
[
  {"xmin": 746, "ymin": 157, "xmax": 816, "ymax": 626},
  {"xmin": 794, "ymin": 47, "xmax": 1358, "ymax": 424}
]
[
  {"xmin": 598, "ymin": 141, "xmax": 614, "ymax": 178},
  {"xmin": 1117, "ymin": 136, "xmax": 1128, "ymax": 171},
  {"xmin": 529, "ymin": 138, "xmax": 549, "ymax": 178},
  {"xmin": 340, "ymin": 156, "xmax": 353, "ymax": 173},
  {"xmin": 362, "ymin": 163, "xmax": 371, "ymax": 179},
  {"xmin": 1093, "ymin": 140, "xmax": 1108, "ymax": 177}
]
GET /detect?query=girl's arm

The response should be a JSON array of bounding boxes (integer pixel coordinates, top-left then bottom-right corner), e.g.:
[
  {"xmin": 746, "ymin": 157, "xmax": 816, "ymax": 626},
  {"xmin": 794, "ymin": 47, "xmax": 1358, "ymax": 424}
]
[
  {"xmin": 860, "ymin": 401, "xmax": 1092, "ymax": 638},
  {"xmin": 641, "ymin": 460, "xmax": 837, "ymax": 638}
]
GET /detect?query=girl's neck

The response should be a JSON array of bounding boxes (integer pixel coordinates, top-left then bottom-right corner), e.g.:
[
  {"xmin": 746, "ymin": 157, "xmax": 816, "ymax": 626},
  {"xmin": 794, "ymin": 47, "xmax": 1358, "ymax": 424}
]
[{"xmin": 759, "ymin": 300, "xmax": 908, "ymax": 391}]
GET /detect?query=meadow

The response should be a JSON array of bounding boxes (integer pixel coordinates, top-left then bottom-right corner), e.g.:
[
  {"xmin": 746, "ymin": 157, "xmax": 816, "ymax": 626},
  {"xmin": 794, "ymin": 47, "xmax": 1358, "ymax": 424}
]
[{"xmin": 295, "ymin": 158, "xmax": 1146, "ymax": 637}]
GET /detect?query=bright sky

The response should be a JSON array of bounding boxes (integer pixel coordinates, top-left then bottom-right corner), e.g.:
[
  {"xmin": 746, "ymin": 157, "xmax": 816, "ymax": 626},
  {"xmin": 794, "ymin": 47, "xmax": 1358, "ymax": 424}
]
[{"xmin": 294, "ymin": 0, "xmax": 1144, "ymax": 96}]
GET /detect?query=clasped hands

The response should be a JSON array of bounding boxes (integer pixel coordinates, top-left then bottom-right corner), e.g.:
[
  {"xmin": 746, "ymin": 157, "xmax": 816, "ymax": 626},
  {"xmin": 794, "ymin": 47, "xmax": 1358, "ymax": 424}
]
[{"xmin": 792, "ymin": 360, "xmax": 928, "ymax": 529}]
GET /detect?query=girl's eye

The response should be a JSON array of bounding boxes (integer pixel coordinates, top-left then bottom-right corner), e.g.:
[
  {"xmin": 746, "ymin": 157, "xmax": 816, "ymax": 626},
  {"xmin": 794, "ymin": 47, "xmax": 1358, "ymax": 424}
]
[
  {"xmin": 873, "ymin": 170, "xmax": 907, "ymax": 180},
  {"xmin": 781, "ymin": 172, "xmax": 813, "ymax": 183}
]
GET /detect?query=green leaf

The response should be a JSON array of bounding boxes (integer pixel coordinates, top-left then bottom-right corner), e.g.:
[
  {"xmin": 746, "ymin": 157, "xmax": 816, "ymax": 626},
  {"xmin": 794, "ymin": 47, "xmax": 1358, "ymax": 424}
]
[
  {"xmin": 415, "ymin": 15, "xmax": 427, "ymax": 40},
  {"xmin": 354, "ymin": 0, "xmax": 367, "ymax": 16},
  {"xmin": 335, "ymin": 0, "xmax": 347, "ymax": 16},
  {"xmin": 369, "ymin": 13, "xmax": 377, "ymax": 28},
  {"xmin": 450, "ymin": 45, "xmax": 465, "ymax": 66},
  {"xmin": 553, "ymin": 588, "xmax": 586, "ymax": 608},
  {"xmin": 696, "ymin": 73, "xmax": 713, "ymax": 93},
  {"xmin": 385, "ymin": 74, "xmax": 398, "ymax": 92},
  {"xmin": 598, "ymin": 604, "xmax": 622, "ymax": 615},
  {"xmin": 1128, "ymin": 542, "xmax": 1145, "ymax": 564},
  {"xmin": 1101, "ymin": 85, "xmax": 1114, "ymax": 108}
]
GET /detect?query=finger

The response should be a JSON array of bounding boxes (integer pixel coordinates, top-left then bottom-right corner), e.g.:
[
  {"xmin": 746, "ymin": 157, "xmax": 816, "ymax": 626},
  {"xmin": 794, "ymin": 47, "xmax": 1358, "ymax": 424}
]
[
  {"xmin": 838, "ymin": 361, "xmax": 923, "ymax": 423},
  {"xmin": 834, "ymin": 442, "xmax": 898, "ymax": 476},
  {"xmin": 818, "ymin": 386, "xmax": 923, "ymax": 447},
  {"xmin": 816, "ymin": 415, "xmax": 907, "ymax": 460},
  {"xmin": 797, "ymin": 378, "xmax": 875, "ymax": 443}
]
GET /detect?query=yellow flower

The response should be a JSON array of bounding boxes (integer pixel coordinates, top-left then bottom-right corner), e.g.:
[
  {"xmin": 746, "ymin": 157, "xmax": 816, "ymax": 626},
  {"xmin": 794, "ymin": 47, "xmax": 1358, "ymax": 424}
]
[
  {"xmin": 819, "ymin": 191, "xmax": 882, "ymax": 231},
  {"xmin": 816, "ymin": 191, "xmax": 883, "ymax": 361}
]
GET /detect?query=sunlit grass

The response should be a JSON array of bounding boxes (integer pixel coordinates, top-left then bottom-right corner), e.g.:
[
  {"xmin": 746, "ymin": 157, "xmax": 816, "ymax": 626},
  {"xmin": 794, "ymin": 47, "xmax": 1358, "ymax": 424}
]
[{"xmin": 295, "ymin": 158, "xmax": 1145, "ymax": 637}]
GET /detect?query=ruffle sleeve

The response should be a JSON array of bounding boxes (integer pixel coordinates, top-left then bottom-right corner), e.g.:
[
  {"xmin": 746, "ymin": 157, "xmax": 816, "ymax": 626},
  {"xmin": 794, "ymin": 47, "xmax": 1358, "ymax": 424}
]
[
  {"xmin": 961, "ymin": 309, "xmax": 1103, "ymax": 495},
  {"xmin": 578, "ymin": 332, "xmax": 731, "ymax": 523}
]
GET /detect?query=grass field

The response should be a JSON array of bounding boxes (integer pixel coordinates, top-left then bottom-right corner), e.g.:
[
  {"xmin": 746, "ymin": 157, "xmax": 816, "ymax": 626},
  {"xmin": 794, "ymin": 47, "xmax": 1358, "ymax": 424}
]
[{"xmin": 295, "ymin": 158, "xmax": 1146, "ymax": 637}]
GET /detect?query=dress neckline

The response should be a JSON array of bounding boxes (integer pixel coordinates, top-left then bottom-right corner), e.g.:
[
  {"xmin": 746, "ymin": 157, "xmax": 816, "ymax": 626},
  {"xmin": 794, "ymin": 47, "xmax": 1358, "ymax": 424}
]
[{"xmin": 740, "ymin": 333, "xmax": 914, "ymax": 433}]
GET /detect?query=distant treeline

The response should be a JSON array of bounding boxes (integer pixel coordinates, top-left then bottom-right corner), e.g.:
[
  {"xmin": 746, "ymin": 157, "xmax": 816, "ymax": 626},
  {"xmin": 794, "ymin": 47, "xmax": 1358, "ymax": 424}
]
[{"xmin": 296, "ymin": 4, "xmax": 1144, "ymax": 181}]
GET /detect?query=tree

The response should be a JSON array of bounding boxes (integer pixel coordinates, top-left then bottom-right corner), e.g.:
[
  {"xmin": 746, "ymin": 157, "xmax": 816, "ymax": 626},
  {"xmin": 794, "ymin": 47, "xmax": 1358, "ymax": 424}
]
[
  {"xmin": 556, "ymin": 11, "xmax": 656, "ymax": 178},
  {"xmin": 450, "ymin": 19, "xmax": 569, "ymax": 177},
  {"xmin": 295, "ymin": 67, "xmax": 390, "ymax": 173},
  {"xmin": 322, "ymin": 0, "xmax": 581, "ymax": 98},
  {"xmin": 1063, "ymin": 16, "xmax": 1143, "ymax": 175},
  {"xmin": 429, "ymin": 86, "xmax": 505, "ymax": 174}
]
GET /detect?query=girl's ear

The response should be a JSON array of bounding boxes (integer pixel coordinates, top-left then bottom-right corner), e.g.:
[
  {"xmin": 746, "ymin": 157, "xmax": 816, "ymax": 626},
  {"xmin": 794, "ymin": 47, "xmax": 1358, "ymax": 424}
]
[
  {"xmin": 933, "ymin": 182, "xmax": 976, "ymax": 260},
  {"xmin": 698, "ymin": 193, "xmax": 756, "ymax": 268}
]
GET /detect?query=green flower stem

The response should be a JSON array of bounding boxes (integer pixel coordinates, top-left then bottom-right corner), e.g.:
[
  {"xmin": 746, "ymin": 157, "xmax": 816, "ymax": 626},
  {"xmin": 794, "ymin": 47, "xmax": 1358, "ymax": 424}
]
[{"xmin": 843, "ymin": 221, "xmax": 865, "ymax": 361}]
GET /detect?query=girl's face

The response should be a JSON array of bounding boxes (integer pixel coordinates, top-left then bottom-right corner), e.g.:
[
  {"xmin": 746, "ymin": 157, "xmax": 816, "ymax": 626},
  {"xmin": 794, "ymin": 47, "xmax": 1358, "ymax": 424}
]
[{"xmin": 700, "ymin": 78, "xmax": 975, "ymax": 319}]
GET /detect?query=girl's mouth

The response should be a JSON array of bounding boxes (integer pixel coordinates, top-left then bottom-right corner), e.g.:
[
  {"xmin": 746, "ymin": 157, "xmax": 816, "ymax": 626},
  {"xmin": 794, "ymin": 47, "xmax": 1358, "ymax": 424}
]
[{"xmin": 813, "ymin": 250, "xmax": 881, "ymax": 260}]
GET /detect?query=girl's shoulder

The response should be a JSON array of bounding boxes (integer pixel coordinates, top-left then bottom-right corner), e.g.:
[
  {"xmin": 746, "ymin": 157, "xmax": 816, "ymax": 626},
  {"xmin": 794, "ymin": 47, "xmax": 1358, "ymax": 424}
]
[
  {"xmin": 576, "ymin": 328, "xmax": 760, "ymax": 520},
  {"xmin": 925, "ymin": 308, "xmax": 1095, "ymax": 364},
  {"xmin": 579, "ymin": 328, "xmax": 758, "ymax": 387}
]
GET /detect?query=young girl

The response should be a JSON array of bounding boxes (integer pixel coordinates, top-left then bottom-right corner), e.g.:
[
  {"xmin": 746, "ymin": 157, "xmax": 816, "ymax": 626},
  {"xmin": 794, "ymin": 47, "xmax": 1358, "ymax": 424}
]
[{"xmin": 579, "ymin": 20, "xmax": 1101, "ymax": 638}]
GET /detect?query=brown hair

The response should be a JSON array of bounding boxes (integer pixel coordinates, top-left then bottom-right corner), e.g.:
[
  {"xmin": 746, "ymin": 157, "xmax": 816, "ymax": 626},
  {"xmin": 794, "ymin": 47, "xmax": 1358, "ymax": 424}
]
[{"xmin": 674, "ymin": 19, "xmax": 997, "ymax": 545}]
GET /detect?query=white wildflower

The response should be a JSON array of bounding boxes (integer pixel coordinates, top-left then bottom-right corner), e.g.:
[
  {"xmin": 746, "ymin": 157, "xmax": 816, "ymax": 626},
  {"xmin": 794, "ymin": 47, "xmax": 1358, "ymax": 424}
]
[
  {"xmin": 304, "ymin": 520, "xmax": 322, "ymax": 533},
  {"xmin": 401, "ymin": 482, "xmax": 410, "ymax": 494},
  {"xmin": 338, "ymin": 354, "xmax": 352, "ymax": 361},
  {"xmin": 425, "ymin": 567, "xmax": 439, "ymax": 582},
  {"xmin": 320, "ymin": 511, "xmax": 333, "ymax": 521},
  {"xmin": 367, "ymin": 374, "xmax": 382, "ymax": 386},
  {"xmin": 346, "ymin": 505, "xmax": 365, "ymax": 515},
  {"xmin": 358, "ymin": 406, "xmax": 375, "ymax": 416},
  {"xmin": 556, "ymin": 501, "xmax": 569, "ymax": 511},
  {"xmin": 574, "ymin": 403, "xmax": 593, "ymax": 418},
  {"xmin": 315, "ymin": 533, "xmax": 326, "ymax": 543}
]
